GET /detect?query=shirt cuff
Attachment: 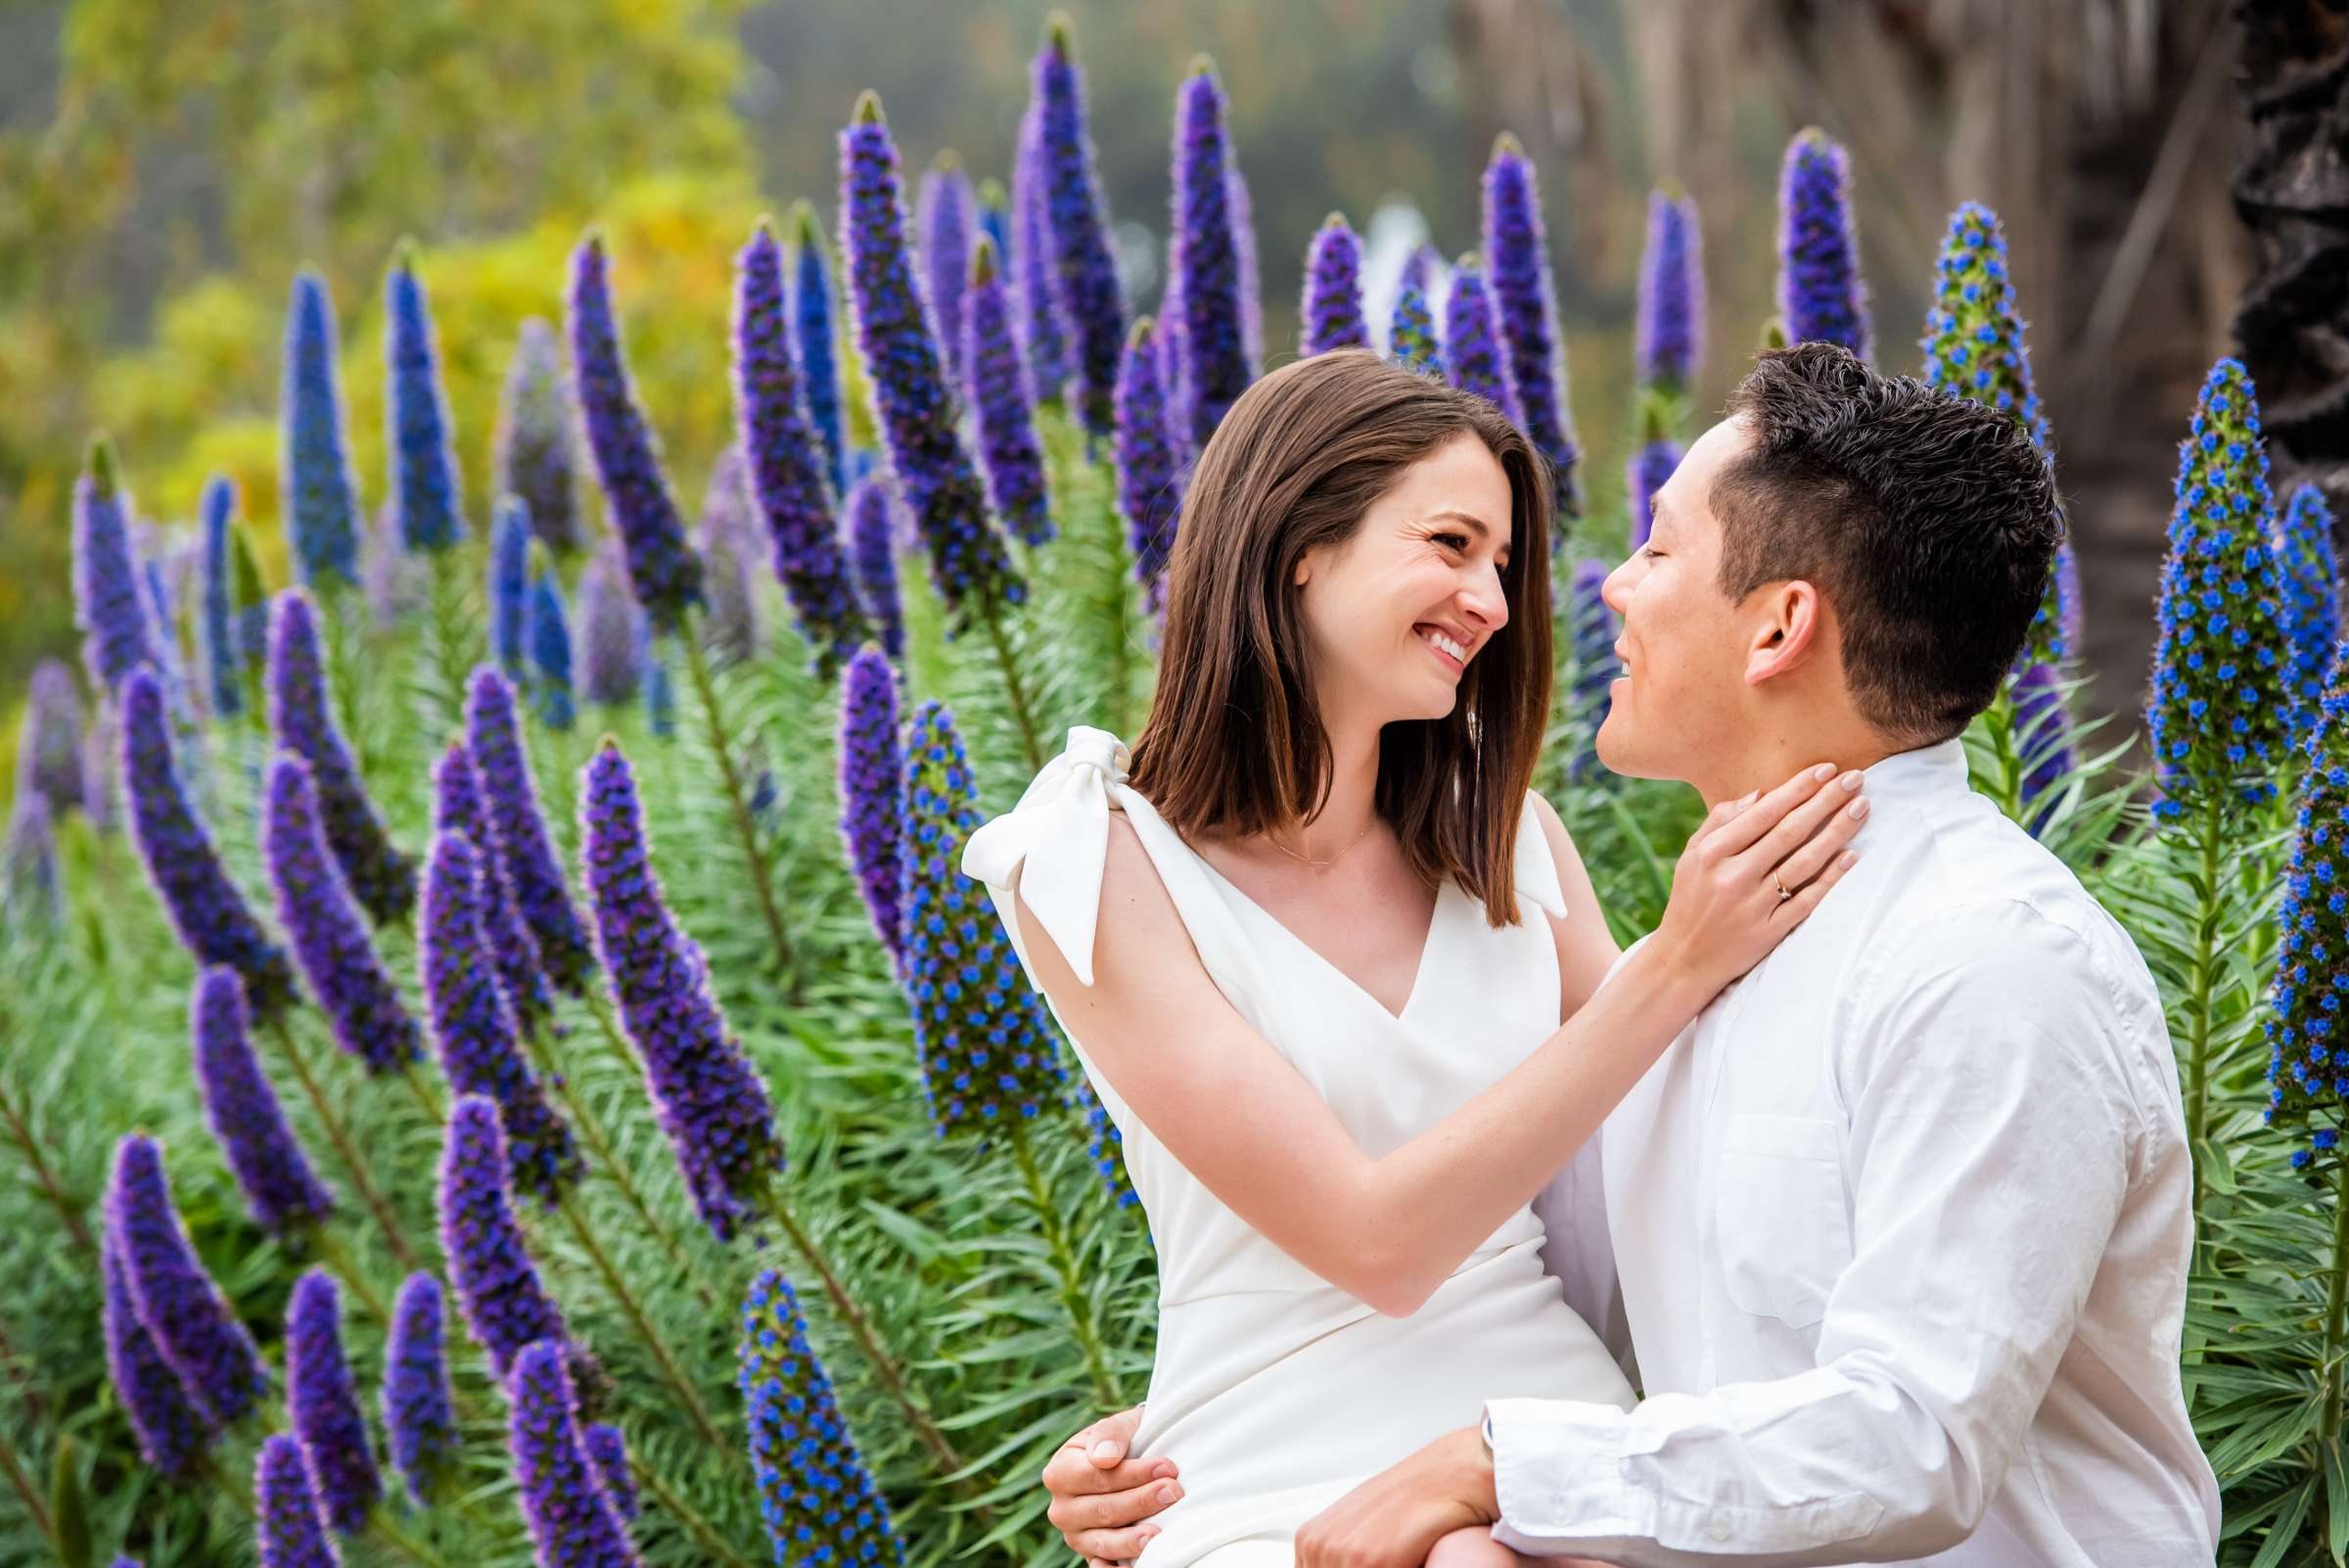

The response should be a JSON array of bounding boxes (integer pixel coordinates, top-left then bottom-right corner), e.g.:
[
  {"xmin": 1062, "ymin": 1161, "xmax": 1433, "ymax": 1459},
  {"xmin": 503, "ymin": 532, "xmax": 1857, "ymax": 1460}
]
[{"xmin": 1481, "ymin": 1396, "xmax": 1644, "ymax": 1552}]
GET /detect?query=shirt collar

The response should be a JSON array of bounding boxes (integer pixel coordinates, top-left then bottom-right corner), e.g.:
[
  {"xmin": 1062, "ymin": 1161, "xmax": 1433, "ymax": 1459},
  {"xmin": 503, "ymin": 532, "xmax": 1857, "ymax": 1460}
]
[{"xmin": 1844, "ymin": 735, "xmax": 1969, "ymax": 849}]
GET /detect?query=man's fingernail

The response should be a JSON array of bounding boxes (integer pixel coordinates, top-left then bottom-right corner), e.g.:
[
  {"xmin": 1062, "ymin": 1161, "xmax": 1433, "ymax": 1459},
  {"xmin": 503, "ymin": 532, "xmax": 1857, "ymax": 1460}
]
[
  {"xmin": 1159, "ymin": 1482, "xmax": 1178, "ymax": 1503},
  {"xmin": 1152, "ymin": 1460, "xmax": 1176, "ymax": 1478},
  {"xmin": 1092, "ymin": 1441, "xmax": 1120, "ymax": 1460}
]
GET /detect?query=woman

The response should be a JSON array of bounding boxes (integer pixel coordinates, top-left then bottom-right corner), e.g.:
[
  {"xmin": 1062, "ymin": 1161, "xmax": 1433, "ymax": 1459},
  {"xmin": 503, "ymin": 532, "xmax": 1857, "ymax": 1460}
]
[{"xmin": 961, "ymin": 350, "xmax": 1865, "ymax": 1568}]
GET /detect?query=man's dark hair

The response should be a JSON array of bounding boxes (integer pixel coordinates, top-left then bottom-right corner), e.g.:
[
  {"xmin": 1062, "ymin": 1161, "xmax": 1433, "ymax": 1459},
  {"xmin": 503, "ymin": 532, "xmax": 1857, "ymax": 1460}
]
[{"xmin": 1714, "ymin": 341, "xmax": 2062, "ymax": 743}]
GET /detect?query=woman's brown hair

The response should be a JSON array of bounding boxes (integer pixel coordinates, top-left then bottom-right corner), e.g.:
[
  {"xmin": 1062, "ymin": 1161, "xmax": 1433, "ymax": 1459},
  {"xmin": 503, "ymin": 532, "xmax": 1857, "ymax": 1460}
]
[{"xmin": 1128, "ymin": 348, "xmax": 1557, "ymax": 929}]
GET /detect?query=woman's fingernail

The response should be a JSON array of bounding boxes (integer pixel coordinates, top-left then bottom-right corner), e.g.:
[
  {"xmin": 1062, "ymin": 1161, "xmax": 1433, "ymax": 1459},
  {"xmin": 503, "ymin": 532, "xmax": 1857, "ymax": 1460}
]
[
  {"xmin": 1158, "ymin": 1482, "xmax": 1179, "ymax": 1503},
  {"xmin": 1841, "ymin": 771, "xmax": 1864, "ymax": 791},
  {"xmin": 1742, "ymin": 789, "xmax": 1760, "ymax": 807},
  {"xmin": 1841, "ymin": 850, "xmax": 1859, "ymax": 866},
  {"xmin": 1813, "ymin": 762, "xmax": 1836, "ymax": 780},
  {"xmin": 1848, "ymin": 798, "xmax": 1869, "ymax": 819},
  {"xmin": 1153, "ymin": 1460, "xmax": 1176, "ymax": 1479}
]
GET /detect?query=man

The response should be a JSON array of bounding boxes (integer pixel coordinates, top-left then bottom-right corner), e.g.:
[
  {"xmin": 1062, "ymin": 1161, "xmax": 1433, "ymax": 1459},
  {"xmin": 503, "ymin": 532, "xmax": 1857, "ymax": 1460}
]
[{"xmin": 1042, "ymin": 343, "xmax": 2220, "ymax": 1566}]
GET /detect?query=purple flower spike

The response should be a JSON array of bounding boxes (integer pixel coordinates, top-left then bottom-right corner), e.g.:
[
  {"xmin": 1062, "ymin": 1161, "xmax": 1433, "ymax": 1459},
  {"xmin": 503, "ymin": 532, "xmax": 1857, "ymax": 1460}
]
[
  {"xmin": 198, "ymin": 480, "xmax": 244, "ymax": 719},
  {"xmin": 839, "ymin": 647, "xmax": 906, "ymax": 965},
  {"xmin": 576, "ymin": 546, "xmax": 642, "ymax": 708},
  {"xmin": 1068, "ymin": 1072, "xmax": 1138, "ymax": 1210},
  {"xmin": 1011, "ymin": 104, "xmax": 1072, "ymax": 409},
  {"xmin": 1389, "ymin": 280, "xmax": 1443, "ymax": 378},
  {"xmin": 192, "ymin": 967, "xmax": 335, "ymax": 1236},
  {"xmin": 466, "ymin": 669, "xmax": 598, "ymax": 994},
  {"xmin": 567, "ymin": 234, "xmax": 705, "ymax": 631},
  {"xmin": 264, "ymin": 756, "xmax": 422, "ymax": 1074},
  {"xmin": 438, "ymin": 1095, "xmax": 569, "ymax": 1379},
  {"xmin": 255, "ymin": 1434, "xmax": 343, "ymax": 1568},
  {"xmin": 1227, "ymin": 162, "xmax": 1264, "ymax": 368},
  {"xmin": 120, "ymin": 670, "xmax": 298, "ymax": 1020},
  {"xmin": 2011, "ymin": 661, "xmax": 2073, "ymax": 833},
  {"xmin": 1301, "ymin": 214, "xmax": 1369, "ymax": 355},
  {"xmin": 697, "ymin": 447, "xmax": 762, "ymax": 666},
  {"xmin": 916, "ymin": 156, "xmax": 976, "ymax": 388},
  {"xmin": 490, "ymin": 496, "xmax": 534, "ymax": 681},
  {"xmin": 269, "ymin": 589, "xmax": 417, "ymax": 924},
  {"xmin": 3, "ymin": 792, "xmax": 62, "ymax": 930},
  {"xmin": 1173, "ymin": 59, "xmax": 1253, "ymax": 447},
  {"xmin": 1635, "ymin": 188, "xmax": 1704, "ymax": 394},
  {"xmin": 965, "ymin": 238, "xmax": 1055, "ymax": 547},
  {"xmin": 19, "ymin": 658, "xmax": 85, "ymax": 816},
  {"xmin": 1777, "ymin": 129, "xmax": 1871, "ymax": 361},
  {"xmin": 900, "ymin": 702, "xmax": 1068, "ymax": 1134},
  {"xmin": 1442, "ymin": 255, "xmax": 1519, "ymax": 431},
  {"xmin": 582, "ymin": 1423, "xmax": 638, "ymax": 1522},
  {"xmin": 841, "ymin": 93, "xmax": 1027, "ymax": 632},
  {"xmin": 580, "ymin": 742, "xmax": 784, "ymax": 1241},
  {"xmin": 527, "ymin": 571, "xmax": 576, "ymax": 732},
  {"xmin": 1401, "ymin": 244, "xmax": 1438, "ymax": 298},
  {"xmin": 1483, "ymin": 134, "xmax": 1582, "ymax": 525},
  {"xmin": 1627, "ymin": 400, "xmax": 1682, "ymax": 551},
  {"xmin": 386, "ymin": 244, "xmax": 465, "ymax": 553},
  {"xmin": 282, "ymin": 272, "xmax": 363, "ymax": 589},
  {"xmin": 738, "ymin": 1270, "xmax": 904, "ymax": 1565},
  {"xmin": 846, "ymin": 478, "xmax": 906, "ymax": 662},
  {"xmin": 733, "ymin": 222, "xmax": 871, "ymax": 679},
  {"xmin": 1115, "ymin": 318, "xmax": 1184, "ymax": 620},
  {"xmin": 421, "ymin": 827, "xmax": 580, "ymax": 1207},
  {"xmin": 102, "ymin": 1226, "xmax": 206, "ymax": 1480},
  {"xmin": 433, "ymin": 743, "xmax": 555, "ymax": 1035},
  {"xmin": 381, "ymin": 1272, "xmax": 459, "ymax": 1506},
  {"xmin": 285, "ymin": 1268, "xmax": 382, "ymax": 1534},
  {"xmin": 1565, "ymin": 560, "xmax": 1619, "ymax": 783},
  {"xmin": 791, "ymin": 204, "xmax": 850, "ymax": 498},
  {"xmin": 1030, "ymin": 15, "xmax": 1127, "ymax": 438},
  {"xmin": 108, "ymin": 1132, "xmax": 269, "ymax": 1427},
  {"xmin": 73, "ymin": 439, "xmax": 163, "ymax": 698},
  {"xmin": 2147, "ymin": 358, "xmax": 2292, "ymax": 817},
  {"xmin": 507, "ymin": 1339, "xmax": 640, "ymax": 1568},
  {"xmin": 2278, "ymin": 483, "xmax": 2340, "ymax": 742},
  {"xmin": 493, "ymin": 318, "xmax": 587, "ymax": 556}
]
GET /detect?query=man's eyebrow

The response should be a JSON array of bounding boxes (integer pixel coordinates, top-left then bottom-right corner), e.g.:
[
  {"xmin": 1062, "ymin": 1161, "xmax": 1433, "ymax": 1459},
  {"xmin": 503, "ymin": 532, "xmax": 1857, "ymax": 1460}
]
[{"xmin": 1646, "ymin": 493, "xmax": 1671, "ymax": 531}]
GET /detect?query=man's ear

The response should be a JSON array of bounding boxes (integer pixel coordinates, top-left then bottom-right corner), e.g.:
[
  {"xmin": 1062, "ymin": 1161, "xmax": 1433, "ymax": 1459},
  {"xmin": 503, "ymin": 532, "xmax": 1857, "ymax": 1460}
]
[{"xmin": 1743, "ymin": 579, "xmax": 1824, "ymax": 688}]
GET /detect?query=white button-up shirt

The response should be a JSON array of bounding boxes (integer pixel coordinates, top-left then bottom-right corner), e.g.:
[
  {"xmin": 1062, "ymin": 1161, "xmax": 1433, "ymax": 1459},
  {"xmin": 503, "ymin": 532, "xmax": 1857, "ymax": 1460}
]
[{"xmin": 1495, "ymin": 738, "xmax": 2221, "ymax": 1565}]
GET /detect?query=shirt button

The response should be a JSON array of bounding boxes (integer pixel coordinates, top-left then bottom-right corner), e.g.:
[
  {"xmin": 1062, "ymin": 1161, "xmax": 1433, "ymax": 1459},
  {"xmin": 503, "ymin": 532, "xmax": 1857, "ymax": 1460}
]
[{"xmin": 1709, "ymin": 1522, "xmax": 1733, "ymax": 1543}]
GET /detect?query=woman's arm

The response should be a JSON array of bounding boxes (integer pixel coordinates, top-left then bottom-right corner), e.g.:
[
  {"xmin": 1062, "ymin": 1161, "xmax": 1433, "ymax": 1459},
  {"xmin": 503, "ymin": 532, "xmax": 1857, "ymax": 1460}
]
[
  {"xmin": 1010, "ymin": 763, "xmax": 1865, "ymax": 1317},
  {"xmin": 1523, "ymin": 790, "xmax": 1623, "ymax": 1026}
]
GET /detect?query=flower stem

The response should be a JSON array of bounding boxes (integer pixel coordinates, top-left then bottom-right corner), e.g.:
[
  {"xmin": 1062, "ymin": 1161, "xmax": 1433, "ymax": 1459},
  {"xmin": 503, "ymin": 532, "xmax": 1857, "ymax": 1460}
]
[
  {"xmin": 752, "ymin": 1184, "xmax": 969, "ymax": 1478},
  {"xmin": 522, "ymin": 1027, "xmax": 717, "ymax": 1310},
  {"xmin": 371, "ymin": 1506, "xmax": 460, "ymax": 1568},
  {"xmin": 402, "ymin": 1059, "xmax": 446, "ymax": 1126},
  {"xmin": 307, "ymin": 1222, "xmax": 391, "ymax": 1326},
  {"xmin": 264, "ymin": 1017, "xmax": 420, "ymax": 1269},
  {"xmin": 551, "ymin": 1187, "xmax": 726, "ymax": 1453},
  {"xmin": 2184, "ymin": 797, "xmax": 2223, "ymax": 1233},
  {"xmin": 578, "ymin": 990, "xmax": 644, "ymax": 1078},
  {"xmin": 0, "ymin": 1427, "xmax": 52, "ymax": 1550},
  {"xmin": 1008, "ymin": 1121, "xmax": 1123, "ymax": 1408},
  {"xmin": 979, "ymin": 601, "xmax": 1045, "ymax": 772},
  {"xmin": 633, "ymin": 1455, "xmax": 763, "ymax": 1568},
  {"xmin": 2324, "ymin": 1150, "xmax": 2349, "ymax": 1441},
  {"xmin": 677, "ymin": 619, "xmax": 799, "ymax": 990},
  {"xmin": 0, "ymin": 1074, "xmax": 93, "ymax": 1256}
]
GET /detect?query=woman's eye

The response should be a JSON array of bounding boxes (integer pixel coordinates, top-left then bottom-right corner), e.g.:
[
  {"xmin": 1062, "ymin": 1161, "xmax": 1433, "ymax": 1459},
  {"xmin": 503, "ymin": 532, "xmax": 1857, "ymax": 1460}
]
[{"xmin": 1433, "ymin": 530, "xmax": 1469, "ymax": 550}]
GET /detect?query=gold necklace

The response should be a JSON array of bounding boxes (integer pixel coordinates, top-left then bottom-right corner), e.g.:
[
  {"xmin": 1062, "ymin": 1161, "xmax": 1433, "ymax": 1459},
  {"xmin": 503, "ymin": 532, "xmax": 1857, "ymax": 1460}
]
[{"xmin": 1267, "ymin": 815, "xmax": 1378, "ymax": 871}]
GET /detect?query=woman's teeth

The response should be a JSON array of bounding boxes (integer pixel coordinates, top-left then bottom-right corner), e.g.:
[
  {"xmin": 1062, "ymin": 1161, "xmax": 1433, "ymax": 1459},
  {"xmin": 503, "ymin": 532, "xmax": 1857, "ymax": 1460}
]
[{"xmin": 1417, "ymin": 625, "xmax": 1466, "ymax": 665}]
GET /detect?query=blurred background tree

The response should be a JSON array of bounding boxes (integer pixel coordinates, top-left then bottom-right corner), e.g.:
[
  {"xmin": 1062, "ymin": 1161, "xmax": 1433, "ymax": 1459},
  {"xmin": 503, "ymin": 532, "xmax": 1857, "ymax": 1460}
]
[{"xmin": 0, "ymin": 0, "xmax": 2279, "ymax": 747}]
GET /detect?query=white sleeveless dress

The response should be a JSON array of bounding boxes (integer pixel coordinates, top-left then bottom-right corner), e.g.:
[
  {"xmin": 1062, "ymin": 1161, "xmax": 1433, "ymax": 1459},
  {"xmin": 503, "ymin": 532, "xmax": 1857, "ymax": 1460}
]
[{"xmin": 961, "ymin": 727, "xmax": 1635, "ymax": 1567}]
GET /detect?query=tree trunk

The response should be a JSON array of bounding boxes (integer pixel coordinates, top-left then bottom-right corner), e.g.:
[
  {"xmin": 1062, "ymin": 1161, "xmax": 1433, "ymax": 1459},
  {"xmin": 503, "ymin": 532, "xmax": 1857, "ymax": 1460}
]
[{"xmin": 2231, "ymin": 0, "xmax": 2349, "ymax": 520}]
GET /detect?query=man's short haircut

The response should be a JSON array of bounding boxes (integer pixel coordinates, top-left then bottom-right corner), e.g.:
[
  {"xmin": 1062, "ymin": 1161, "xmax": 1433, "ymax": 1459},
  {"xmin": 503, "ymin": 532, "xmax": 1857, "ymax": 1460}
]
[{"xmin": 1713, "ymin": 342, "xmax": 2062, "ymax": 743}]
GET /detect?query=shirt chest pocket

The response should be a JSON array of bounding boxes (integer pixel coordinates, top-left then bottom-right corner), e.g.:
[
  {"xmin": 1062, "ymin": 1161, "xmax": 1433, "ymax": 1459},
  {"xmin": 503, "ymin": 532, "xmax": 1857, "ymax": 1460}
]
[{"xmin": 1714, "ymin": 1113, "xmax": 1851, "ymax": 1329}]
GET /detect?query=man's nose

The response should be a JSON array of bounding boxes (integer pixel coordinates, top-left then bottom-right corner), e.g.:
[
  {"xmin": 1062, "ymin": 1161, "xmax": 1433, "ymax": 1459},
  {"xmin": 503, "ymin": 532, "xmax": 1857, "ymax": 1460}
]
[{"xmin": 1600, "ymin": 558, "xmax": 1635, "ymax": 616}]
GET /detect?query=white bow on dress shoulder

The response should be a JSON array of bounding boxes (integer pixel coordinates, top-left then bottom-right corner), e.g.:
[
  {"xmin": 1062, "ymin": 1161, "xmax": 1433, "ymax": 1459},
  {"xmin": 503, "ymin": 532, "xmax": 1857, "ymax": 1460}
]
[{"xmin": 959, "ymin": 725, "xmax": 1134, "ymax": 988}]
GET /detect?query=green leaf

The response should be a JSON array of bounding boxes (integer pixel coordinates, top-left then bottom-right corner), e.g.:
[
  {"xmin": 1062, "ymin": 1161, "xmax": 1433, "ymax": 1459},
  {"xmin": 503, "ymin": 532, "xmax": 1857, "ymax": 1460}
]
[{"xmin": 50, "ymin": 1436, "xmax": 89, "ymax": 1568}]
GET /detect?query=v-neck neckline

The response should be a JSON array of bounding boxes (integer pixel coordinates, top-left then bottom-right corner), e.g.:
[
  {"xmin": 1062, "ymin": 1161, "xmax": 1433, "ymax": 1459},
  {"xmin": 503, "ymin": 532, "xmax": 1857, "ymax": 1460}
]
[{"xmin": 1184, "ymin": 846, "xmax": 1447, "ymax": 1026}]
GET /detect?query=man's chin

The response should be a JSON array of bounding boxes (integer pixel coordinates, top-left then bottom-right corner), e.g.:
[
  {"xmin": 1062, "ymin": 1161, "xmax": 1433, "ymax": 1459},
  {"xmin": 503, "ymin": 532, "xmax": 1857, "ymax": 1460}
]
[{"xmin": 1593, "ymin": 723, "xmax": 1680, "ymax": 785}]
